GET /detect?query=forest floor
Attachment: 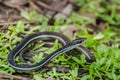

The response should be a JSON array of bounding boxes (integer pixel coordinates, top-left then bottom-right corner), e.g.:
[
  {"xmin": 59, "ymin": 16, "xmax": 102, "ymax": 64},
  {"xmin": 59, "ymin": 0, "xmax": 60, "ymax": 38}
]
[{"xmin": 0, "ymin": 0, "xmax": 120, "ymax": 80}]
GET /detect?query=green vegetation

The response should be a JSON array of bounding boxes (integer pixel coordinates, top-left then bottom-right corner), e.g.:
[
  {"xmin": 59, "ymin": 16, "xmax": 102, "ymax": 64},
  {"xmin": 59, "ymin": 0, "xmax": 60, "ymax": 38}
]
[{"xmin": 0, "ymin": 0, "xmax": 120, "ymax": 80}]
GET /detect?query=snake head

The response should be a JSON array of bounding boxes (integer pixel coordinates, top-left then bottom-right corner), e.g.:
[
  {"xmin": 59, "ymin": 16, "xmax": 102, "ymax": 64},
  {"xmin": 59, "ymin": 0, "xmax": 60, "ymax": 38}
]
[{"xmin": 72, "ymin": 38, "xmax": 86, "ymax": 44}]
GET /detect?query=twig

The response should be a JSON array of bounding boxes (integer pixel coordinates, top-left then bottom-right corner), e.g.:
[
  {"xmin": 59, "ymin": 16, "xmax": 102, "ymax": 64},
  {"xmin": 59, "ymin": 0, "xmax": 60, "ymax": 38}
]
[
  {"xmin": 0, "ymin": 73, "xmax": 33, "ymax": 80},
  {"xmin": 0, "ymin": 21, "xmax": 33, "ymax": 26},
  {"xmin": 2, "ymin": 1, "xmax": 25, "ymax": 12},
  {"xmin": 34, "ymin": 0, "xmax": 63, "ymax": 13},
  {"xmin": 67, "ymin": 0, "xmax": 76, "ymax": 4},
  {"xmin": 28, "ymin": 0, "xmax": 43, "ymax": 14},
  {"xmin": 0, "ymin": 21, "xmax": 34, "ymax": 31}
]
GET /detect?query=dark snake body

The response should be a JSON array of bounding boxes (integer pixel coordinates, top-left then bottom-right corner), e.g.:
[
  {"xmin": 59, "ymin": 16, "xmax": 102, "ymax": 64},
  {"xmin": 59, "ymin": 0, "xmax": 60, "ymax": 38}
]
[{"xmin": 7, "ymin": 32, "xmax": 95, "ymax": 71}]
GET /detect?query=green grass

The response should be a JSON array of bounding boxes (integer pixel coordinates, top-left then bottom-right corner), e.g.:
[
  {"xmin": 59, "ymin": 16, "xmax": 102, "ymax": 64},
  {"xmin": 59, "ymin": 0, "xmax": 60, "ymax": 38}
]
[{"xmin": 0, "ymin": 0, "xmax": 120, "ymax": 80}]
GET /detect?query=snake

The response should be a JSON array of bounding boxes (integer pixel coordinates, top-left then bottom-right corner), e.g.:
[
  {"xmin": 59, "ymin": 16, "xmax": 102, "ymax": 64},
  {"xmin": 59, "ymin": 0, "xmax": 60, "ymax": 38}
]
[{"xmin": 7, "ymin": 32, "xmax": 95, "ymax": 71}]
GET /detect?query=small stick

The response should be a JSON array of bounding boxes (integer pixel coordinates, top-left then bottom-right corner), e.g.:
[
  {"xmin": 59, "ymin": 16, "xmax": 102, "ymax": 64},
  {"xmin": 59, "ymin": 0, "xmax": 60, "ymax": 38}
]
[
  {"xmin": 28, "ymin": 0, "xmax": 43, "ymax": 14},
  {"xmin": 0, "ymin": 21, "xmax": 33, "ymax": 26},
  {"xmin": 0, "ymin": 73, "xmax": 33, "ymax": 80},
  {"xmin": 2, "ymin": 1, "xmax": 25, "ymax": 12},
  {"xmin": 34, "ymin": 0, "xmax": 63, "ymax": 13}
]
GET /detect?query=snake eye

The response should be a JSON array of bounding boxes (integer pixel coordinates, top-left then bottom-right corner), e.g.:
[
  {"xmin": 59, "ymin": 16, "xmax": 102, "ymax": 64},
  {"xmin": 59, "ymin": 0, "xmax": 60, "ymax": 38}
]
[
  {"xmin": 72, "ymin": 38, "xmax": 86, "ymax": 44},
  {"xmin": 80, "ymin": 38, "xmax": 86, "ymax": 43}
]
